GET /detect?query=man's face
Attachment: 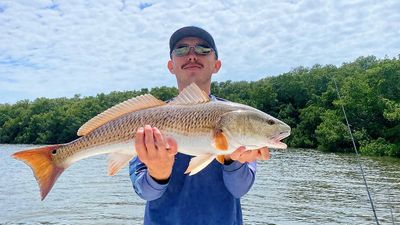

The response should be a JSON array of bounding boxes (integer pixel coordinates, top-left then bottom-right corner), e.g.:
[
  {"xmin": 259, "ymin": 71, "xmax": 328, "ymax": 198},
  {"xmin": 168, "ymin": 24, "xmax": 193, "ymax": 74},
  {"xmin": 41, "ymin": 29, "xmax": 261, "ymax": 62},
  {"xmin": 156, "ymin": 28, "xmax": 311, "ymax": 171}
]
[{"xmin": 168, "ymin": 37, "xmax": 221, "ymax": 92}]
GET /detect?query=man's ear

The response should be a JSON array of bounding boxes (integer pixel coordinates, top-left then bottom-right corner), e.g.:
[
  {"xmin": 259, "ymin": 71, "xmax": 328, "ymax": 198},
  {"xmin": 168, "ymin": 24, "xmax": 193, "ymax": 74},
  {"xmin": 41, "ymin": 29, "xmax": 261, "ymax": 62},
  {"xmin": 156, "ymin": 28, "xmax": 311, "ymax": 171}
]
[
  {"xmin": 167, "ymin": 60, "xmax": 175, "ymax": 74},
  {"xmin": 213, "ymin": 60, "xmax": 222, "ymax": 74}
]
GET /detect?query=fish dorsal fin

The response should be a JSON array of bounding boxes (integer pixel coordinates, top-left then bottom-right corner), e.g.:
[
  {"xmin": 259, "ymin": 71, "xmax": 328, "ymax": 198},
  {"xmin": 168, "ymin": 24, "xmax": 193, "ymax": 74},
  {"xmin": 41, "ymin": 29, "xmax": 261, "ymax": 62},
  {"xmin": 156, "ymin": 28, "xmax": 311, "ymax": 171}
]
[
  {"xmin": 168, "ymin": 83, "xmax": 210, "ymax": 105},
  {"xmin": 77, "ymin": 94, "xmax": 166, "ymax": 136}
]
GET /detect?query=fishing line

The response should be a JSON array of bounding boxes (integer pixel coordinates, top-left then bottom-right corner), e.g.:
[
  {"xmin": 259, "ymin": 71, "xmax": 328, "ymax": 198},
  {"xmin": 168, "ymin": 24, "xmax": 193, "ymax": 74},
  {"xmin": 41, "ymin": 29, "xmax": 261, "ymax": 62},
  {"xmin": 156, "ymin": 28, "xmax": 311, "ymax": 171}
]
[
  {"xmin": 388, "ymin": 189, "xmax": 395, "ymax": 225},
  {"xmin": 333, "ymin": 79, "xmax": 380, "ymax": 225}
]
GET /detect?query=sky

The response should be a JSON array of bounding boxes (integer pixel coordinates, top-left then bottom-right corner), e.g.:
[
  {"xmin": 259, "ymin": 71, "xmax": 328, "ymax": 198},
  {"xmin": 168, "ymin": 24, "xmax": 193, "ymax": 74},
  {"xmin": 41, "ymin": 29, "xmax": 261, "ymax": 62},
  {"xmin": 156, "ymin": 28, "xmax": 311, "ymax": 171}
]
[{"xmin": 0, "ymin": 0, "xmax": 399, "ymax": 104}]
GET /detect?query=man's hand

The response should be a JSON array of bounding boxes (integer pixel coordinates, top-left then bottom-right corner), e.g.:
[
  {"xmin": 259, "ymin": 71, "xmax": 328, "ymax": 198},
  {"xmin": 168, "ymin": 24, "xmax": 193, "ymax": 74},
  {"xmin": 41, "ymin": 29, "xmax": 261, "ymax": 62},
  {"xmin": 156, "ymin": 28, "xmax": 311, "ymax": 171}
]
[
  {"xmin": 225, "ymin": 146, "xmax": 270, "ymax": 164},
  {"xmin": 135, "ymin": 125, "xmax": 178, "ymax": 182}
]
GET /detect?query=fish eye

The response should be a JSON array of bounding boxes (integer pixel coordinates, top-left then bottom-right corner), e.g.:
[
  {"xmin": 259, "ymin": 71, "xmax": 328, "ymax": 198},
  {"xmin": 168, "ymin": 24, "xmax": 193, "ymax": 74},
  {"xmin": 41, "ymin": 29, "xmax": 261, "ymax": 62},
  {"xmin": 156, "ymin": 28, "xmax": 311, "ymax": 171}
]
[
  {"xmin": 267, "ymin": 119, "xmax": 275, "ymax": 125},
  {"xmin": 51, "ymin": 149, "xmax": 57, "ymax": 155}
]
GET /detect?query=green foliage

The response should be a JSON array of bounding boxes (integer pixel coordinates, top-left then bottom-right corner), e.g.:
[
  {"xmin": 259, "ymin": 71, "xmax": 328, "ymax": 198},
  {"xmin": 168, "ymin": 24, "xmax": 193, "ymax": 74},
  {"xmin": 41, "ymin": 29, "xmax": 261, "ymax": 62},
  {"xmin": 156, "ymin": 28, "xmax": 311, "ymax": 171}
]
[
  {"xmin": 1, "ymin": 55, "xmax": 399, "ymax": 158},
  {"xmin": 360, "ymin": 138, "xmax": 399, "ymax": 157},
  {"xmin": 289, "ymin": 105, "xmax": 323, "ymax": 147},
  {"xmin": 383, "ymin": 98, "xmax": 400, "ymax": 121},
  {"xmin": 315, "ymin": 110, "xmax": 352, "ymax": 152},
  {"xmin": 150, "ymin": 86, "xmax": 179, "ymax": 101}
]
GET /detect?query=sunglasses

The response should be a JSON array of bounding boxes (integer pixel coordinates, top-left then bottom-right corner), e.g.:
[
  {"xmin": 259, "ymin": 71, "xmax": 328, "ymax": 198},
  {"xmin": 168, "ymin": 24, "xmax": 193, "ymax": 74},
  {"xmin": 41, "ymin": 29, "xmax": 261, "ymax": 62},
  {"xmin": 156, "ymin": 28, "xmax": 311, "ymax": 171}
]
[{"xmin": 172, "ymin": 45, "xmax": 214, "ymax": 57}]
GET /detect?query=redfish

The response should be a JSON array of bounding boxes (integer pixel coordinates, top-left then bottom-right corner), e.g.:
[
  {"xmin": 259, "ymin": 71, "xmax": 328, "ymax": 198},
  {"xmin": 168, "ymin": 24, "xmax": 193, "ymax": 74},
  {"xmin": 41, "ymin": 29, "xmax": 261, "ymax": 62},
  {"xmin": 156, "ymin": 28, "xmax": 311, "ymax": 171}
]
[{"xmin": 12, "ymin": 83, "xmax": 290, "ymax": 200}]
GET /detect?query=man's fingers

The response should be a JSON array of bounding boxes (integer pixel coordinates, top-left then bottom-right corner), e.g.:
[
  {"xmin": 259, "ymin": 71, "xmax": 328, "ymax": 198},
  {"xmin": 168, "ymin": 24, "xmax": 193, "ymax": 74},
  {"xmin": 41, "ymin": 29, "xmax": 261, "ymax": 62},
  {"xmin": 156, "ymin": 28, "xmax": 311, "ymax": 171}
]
[
  {"xmin": 153, "ymin": 127, "xmax": 165, "ymax": 149},
  {"xmin": 144, "ymin": 125, "xmax": 157, "ymax": 157},
  {"xmin": 135, "ymin": 127, "xmax": 147, "ymax": 162},
  {"xmin": 166, "ymin": 138, "xmax": 178, "ymax": 156},
  {"xmin": 230, "ymin": 146, "xmax": 246, "ymax": 161},
  {"xmin": 229, "ymin": 147, "xmax": 271, "ymax": 163},
  {"xmin": 259, "ymin": 147, "xmax": 270, "ymax": 160},
  {"xmin": 238, "ymin": 150, "xmax": 258, "ymax": 163}
]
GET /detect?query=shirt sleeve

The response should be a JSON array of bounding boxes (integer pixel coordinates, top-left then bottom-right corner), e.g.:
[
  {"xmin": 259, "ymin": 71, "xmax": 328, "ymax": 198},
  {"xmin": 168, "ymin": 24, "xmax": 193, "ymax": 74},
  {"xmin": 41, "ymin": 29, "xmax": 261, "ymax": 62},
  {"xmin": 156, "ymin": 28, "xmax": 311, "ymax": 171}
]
[
  {"xmin": 129, "ymin": 156, "xmax": 169, "ymax": 201},
  {"xmin": 222, "ymin": 161, "xmax": 257, "ymax": 198}
]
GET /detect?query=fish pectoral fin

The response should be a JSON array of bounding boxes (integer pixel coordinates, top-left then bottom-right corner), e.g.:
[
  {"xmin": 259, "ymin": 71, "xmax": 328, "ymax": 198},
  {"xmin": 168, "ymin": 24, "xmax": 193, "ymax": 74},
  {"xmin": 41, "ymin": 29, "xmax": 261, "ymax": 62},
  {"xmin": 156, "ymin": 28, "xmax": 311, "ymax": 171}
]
[
  {"xmin": 213, "ymin": 129, "xmax": 229, "ymax": 151},
  {"xmin": 107, "ymin": 153, "xmax": 135, "ymax": 176},
  {"xmin": 184, "ymin": 154, "xmax": 216, "ymax": 176}
]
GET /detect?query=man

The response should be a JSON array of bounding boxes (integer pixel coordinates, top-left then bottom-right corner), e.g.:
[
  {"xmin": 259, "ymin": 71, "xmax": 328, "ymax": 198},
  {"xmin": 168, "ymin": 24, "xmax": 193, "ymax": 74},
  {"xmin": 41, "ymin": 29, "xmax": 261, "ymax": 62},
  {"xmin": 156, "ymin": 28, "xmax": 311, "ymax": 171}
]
[{"xmin": 129, "ymin": 26, "xmax": 270, "ymax": 225}]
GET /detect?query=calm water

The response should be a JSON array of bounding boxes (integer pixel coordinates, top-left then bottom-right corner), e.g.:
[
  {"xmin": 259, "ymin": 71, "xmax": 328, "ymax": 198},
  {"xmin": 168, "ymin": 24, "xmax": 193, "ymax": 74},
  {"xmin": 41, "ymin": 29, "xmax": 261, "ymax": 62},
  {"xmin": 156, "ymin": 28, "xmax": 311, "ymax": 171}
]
[{"xmin": 1, "ymin": 144, "xmax": 399, "ymax": 225}]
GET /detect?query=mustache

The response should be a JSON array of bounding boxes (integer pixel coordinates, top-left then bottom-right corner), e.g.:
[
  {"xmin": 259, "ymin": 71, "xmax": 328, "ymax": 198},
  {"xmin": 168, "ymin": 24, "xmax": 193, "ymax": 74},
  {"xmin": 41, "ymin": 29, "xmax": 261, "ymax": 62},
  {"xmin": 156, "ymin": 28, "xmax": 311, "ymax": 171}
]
[{"xmin": 182, "ymin": 62, "xmax": 203, "ymax": 69}]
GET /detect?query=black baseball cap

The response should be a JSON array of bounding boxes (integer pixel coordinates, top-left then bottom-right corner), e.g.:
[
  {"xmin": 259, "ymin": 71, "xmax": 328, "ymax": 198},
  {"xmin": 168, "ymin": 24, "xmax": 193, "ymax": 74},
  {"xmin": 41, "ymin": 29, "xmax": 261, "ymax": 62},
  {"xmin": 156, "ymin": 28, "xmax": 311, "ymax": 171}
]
[{"xmin": 169, "ymin": 26, "xmax": 218, "ymax": 59}]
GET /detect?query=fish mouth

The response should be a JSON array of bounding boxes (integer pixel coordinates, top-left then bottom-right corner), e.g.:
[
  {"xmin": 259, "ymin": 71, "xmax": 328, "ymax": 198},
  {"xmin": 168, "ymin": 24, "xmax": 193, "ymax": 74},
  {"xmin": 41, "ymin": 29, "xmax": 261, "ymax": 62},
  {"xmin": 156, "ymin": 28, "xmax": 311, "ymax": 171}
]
[
  {"xmin": 269, "ymin": 141, "xmax": 287, "ymax": 149},
  {"xmin": 269, "ymin": 131, "xmax": 290, "ymax": 149},
  {"xmin": 275, "ymin": 131, "xmax": 290, "ymax": 140}
]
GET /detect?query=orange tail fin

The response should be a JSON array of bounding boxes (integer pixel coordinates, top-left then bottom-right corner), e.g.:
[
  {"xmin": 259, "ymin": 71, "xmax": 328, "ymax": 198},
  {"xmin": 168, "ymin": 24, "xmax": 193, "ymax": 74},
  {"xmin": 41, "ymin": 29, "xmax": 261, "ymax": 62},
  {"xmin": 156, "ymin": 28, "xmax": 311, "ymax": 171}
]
[{"xmin": 12, "ymin": 145, "xmax": 64, "ymax": 200}]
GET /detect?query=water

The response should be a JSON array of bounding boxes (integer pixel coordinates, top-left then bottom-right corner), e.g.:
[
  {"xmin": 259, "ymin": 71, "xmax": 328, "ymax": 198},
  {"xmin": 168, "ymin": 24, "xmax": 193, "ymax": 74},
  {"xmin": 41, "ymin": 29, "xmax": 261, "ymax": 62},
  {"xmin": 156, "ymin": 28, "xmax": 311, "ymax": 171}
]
[{"xmin": 1, "ymin": 144, "xmax": 399, "ymax": 225}]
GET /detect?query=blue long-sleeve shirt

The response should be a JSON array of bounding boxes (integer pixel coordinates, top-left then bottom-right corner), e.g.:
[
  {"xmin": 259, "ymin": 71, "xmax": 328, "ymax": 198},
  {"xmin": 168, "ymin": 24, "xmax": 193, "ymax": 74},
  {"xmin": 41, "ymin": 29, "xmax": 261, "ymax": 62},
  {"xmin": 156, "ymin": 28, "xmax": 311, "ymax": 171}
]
[{"xmin": 129, "ymin": 154, "xmax": 256, "ymax": 225}]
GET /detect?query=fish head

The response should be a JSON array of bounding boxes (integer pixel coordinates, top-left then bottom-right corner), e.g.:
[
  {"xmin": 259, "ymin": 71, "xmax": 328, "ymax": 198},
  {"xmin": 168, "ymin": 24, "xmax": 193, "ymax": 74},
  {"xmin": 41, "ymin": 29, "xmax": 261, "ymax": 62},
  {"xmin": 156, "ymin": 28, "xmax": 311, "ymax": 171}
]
[{"xmin": 217, "ymin": 107, "xmax": 291, "ymax": 150}]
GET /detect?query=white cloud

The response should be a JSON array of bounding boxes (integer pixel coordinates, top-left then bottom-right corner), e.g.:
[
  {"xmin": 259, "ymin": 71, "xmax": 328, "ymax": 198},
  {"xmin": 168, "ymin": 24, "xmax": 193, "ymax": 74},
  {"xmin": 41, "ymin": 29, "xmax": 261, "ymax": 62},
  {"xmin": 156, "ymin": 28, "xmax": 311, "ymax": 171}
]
[{"xmin": 0, "ymin": 0, "xmax": 399, "ymax": 103}]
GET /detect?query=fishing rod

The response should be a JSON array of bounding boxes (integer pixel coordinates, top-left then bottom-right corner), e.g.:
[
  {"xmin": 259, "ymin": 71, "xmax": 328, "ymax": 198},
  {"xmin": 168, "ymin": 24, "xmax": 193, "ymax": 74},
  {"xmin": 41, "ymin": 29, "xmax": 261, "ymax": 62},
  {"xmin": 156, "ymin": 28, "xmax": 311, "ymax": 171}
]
[
  {"xmin": 389, "ymin": 189, "xmax": 395, "ymax": 225},
  {"xmin": 333, "ymin": 79, "xmax": 380, "ymax": 225}
]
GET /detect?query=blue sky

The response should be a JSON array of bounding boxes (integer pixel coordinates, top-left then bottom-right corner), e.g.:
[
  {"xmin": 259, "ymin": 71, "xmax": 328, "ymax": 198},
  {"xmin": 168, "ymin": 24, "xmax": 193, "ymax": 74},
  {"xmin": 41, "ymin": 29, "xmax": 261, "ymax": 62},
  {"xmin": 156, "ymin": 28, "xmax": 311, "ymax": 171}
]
[{"xmin": 0, "ymin": 0, "xmax": 399, "ymax": 104}]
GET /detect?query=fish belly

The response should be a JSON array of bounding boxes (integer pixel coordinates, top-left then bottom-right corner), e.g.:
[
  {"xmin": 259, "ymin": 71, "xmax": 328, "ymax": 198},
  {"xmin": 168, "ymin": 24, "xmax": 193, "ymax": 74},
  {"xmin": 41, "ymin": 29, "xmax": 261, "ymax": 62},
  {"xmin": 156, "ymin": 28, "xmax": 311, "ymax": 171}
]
[
  {"xmin": 63, "ymin": 129, "xmax": 225, "ymax": 167},
  {"xmin": 168, "ymin": 131, "xmax": 222, "ymax": 156}
]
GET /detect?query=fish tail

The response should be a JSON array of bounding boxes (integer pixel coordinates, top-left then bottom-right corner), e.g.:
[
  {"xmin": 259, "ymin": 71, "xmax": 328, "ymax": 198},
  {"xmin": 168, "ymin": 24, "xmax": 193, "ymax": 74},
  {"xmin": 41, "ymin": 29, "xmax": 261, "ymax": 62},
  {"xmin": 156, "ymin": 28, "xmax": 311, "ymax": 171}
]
[{"xmin": 12, "ymin": 145, "xmax": 64, "ymax": 200}]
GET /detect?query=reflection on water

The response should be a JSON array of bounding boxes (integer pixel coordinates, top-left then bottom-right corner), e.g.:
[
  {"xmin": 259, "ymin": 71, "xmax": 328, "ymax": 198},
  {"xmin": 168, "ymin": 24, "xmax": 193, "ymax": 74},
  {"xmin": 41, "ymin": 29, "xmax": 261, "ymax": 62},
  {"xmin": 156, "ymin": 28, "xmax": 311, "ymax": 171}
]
[{"xmin": 1, "ymin": 144, "xmax": 399, "ymax": 224}]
